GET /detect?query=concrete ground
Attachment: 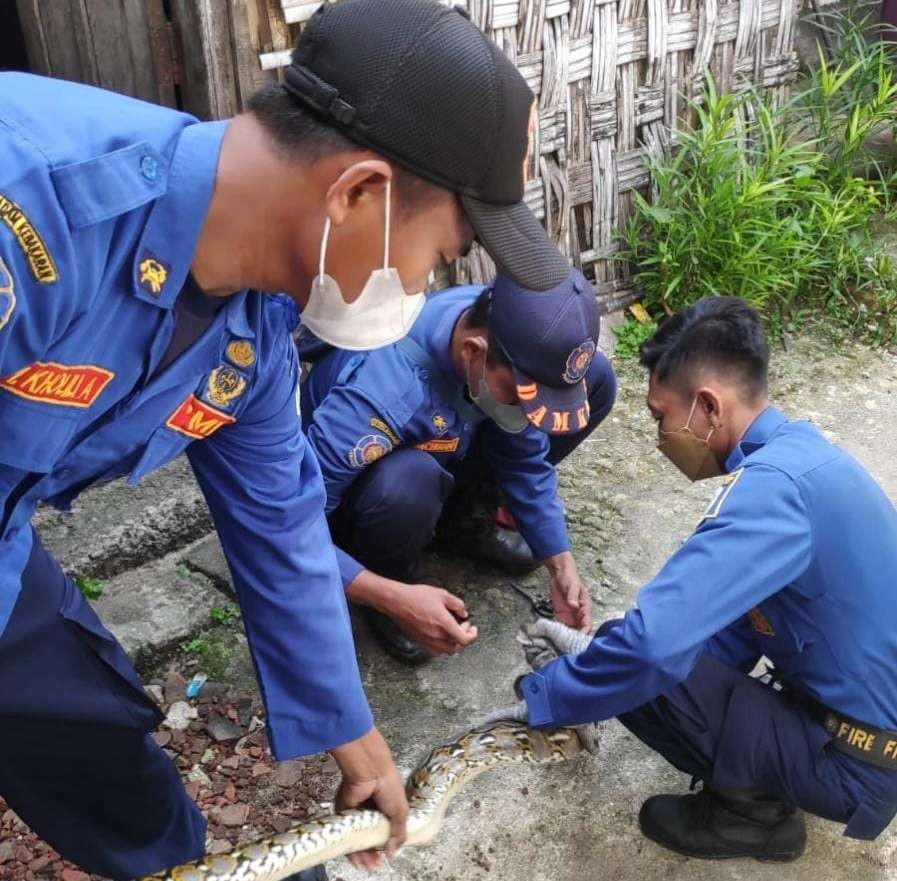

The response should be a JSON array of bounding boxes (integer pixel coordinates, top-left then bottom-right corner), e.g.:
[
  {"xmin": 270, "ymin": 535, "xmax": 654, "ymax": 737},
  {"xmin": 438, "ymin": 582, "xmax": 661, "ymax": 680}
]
[{"xmin": 37, "ymin": 329, "xmax": 897, "ymax": 881}]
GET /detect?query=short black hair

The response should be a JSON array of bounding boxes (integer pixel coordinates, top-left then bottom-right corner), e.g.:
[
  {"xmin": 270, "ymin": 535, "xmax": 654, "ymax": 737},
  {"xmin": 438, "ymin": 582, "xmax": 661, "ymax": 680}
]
[
  {"xmin": 248, "ymin": 84, "xmax": 444, "ymax": 211},
  {"xmin": 465, "ymin": 288, "xmax": 511, "ymax": 367},
  {"xmin": 639, "ymin": 296, "xmax": 769, "ymax": 397}
]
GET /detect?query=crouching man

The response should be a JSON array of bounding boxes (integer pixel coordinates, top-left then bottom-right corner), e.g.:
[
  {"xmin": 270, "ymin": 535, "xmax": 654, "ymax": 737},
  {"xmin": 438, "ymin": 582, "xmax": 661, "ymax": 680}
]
[
  {"xmin": 299, "ymin": 271, "xmax": 617, "ymax": 664},
  {"xmin": 498, "ymin": 296, "xmax": 897, "ymax": 860}
]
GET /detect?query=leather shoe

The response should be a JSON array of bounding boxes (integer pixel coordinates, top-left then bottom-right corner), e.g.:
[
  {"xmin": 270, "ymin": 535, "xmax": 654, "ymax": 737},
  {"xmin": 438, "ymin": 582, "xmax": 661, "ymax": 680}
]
[
  {"xmin": 639, "ymin": 786, "xmax": 806, "ymax": 861},
  {"xmin": 362, "ymin": 608, "xmax": 429, "ymax": 666}
]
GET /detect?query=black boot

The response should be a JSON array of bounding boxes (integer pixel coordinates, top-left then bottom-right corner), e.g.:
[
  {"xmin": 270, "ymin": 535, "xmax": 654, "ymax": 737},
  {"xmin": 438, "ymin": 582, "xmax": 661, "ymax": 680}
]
[
  {"xmin": 638, "ymin": 785, "xmax": 806, "ymax": 862},
  {"xmin": 285, "ymin": 865, "xmax": 327, "ymax": 881},
  {"xmin": 362, "ymin": 607, "xmax": 428, "ymax": 666}
]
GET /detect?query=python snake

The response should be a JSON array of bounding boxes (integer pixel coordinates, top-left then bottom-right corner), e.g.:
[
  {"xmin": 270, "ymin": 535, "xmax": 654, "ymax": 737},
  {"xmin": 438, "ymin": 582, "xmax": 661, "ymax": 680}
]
[{"xmin": 144, "ymin": 722, "xmax": 583, "ymax": 881}]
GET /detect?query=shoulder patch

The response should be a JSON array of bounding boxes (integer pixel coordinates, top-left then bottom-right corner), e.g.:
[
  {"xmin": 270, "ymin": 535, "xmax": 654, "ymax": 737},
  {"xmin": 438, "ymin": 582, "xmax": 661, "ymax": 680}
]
[
  {"xmin": 370, "ymin": 416, "xmax": 401, "ymax": 446},
  {"xmin": 0, "ymin": 194, "xmax": 58, "ymax": 284},
  {"xmin": 0, "ymin": 257, "xmax": 15, "ymax": 331},
  {"xmin": 205, "ymin": 366, "xmax": 246, "ymax": 410},
  {"xmin": 348, "ymin": 434, "xmax": 392, "ymax": 469},
  {"xmin": 700, "ymin": 467, "xmax": 744, "ymax": 521},
  {"xmin": 166, "ymin": 395, "xmax": 235, "ymax": 439}
]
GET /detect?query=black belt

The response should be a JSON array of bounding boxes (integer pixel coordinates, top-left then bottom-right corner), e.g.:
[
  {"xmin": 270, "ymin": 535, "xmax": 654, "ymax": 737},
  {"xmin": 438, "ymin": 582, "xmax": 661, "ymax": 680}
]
[{"xmin": 794, "ymin": 691, "xmax": 897, "ymax": 771}]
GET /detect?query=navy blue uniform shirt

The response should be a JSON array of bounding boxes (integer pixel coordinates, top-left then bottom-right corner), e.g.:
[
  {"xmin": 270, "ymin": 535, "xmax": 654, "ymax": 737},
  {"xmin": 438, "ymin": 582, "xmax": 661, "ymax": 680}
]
[
  {"xmin": 300, "ymin": 286, "xmax": 570, "ymax": 585},
  {"xmin": 523, "ymin": 407, "xmax": 897, "ymax": 734},
  {"xmin": 0, "ymin": 73, "xmax": 372, "ymax": 760}
]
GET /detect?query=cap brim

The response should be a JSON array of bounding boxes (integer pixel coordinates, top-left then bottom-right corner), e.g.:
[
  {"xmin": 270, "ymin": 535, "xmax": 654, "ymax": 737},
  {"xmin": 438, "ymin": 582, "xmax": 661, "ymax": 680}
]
[
  {"xmin": 512, "ymin": 365, "xmax": 590, "ymax": 436},
  {"xmin": 460, "ymin": 194, "xmax": 571, "ymax": 292}
]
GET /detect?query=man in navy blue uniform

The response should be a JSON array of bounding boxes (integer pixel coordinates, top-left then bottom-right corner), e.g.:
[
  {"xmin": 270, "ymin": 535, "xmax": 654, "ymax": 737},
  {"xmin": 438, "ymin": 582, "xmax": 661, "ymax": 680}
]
[
  {"xmin": 494, "ymin": 296, "xmax": 897, "ymax": 860},
  {"xmin": 300, "ymin": 270, "xmax": 616, "ymax": 664},
  {"xmin": 0, "ymin": 1, "xmax": 573, "ymax": 878}
]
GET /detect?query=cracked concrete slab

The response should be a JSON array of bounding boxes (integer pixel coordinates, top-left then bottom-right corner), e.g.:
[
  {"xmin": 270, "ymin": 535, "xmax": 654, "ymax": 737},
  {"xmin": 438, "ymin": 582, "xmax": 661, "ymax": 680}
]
[
  {"xmin": 33, "ymin": 458, "xmax": 211, "ymax": 580},
  {"xmin": 92, "ymin": 540, "xmax": 226, "ymax": 658}
]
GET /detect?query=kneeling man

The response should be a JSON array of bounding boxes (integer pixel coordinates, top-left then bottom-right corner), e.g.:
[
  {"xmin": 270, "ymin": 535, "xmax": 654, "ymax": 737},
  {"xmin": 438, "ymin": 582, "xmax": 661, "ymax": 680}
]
[
  {"xmin": 299, "ymin": 271, "xmax": 616, "ymax": 663},
  {"xmin": 511, "ymin": 296, "xmax": 897, "ymax": 859}
]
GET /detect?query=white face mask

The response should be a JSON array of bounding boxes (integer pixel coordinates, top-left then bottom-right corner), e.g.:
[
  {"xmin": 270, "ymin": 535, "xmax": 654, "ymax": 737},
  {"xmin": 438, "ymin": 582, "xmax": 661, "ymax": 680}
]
[
  {"xmin": 467, "ymin": 346, "xmax": 528, "ymax": 434},
  {"xmin": 299, "ymin": 180, "xmax": 425, "ymax": 351}
]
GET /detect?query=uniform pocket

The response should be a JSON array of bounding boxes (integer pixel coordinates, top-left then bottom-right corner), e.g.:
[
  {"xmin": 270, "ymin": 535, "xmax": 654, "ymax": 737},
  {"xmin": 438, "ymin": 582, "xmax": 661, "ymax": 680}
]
[
  {"xmin": 58, "ymin": 576, "xmax": 163, "ymax": 731},
  {"xmin": 126, "ymin": 426, "xmax": 188, "ymax": 486}
]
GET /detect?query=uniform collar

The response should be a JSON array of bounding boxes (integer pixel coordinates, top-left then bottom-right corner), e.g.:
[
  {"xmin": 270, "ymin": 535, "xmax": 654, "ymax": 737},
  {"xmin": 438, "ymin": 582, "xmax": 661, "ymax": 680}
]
[
  {"xmin": 224, "ymin": 291, "xmax": 255, "ymax": 340},
  {"xmin": 725, "ymin": 405, "xmax": 787, "ymax": 471},
  {"xmin": 412, "ymin": 295, "xmax": 469, "ymax": 389},
  {"xmin": 131, "ymin": 120, "xmax": 230, "ymax": 309}
]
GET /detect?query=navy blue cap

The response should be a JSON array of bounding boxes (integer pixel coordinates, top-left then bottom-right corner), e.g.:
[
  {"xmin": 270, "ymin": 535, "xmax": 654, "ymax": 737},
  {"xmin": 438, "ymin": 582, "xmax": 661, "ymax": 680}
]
[{"xmin": 489, "ymin": 269, "xmax": 600, "ymax": 435}]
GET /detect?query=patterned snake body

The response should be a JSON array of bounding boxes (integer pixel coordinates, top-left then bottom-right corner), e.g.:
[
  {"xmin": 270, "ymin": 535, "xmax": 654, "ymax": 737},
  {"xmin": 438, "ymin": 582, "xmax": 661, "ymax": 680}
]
[{"xmin": 146, "ymin": 723, "xmax": 583, "ymax": 881}]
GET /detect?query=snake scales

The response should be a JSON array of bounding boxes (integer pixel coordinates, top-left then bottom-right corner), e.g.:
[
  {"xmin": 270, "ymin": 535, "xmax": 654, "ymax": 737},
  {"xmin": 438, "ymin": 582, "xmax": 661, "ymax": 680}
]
[{"xmin": 143, "ymin": 722, "xmax": 583, "ymax": 881}]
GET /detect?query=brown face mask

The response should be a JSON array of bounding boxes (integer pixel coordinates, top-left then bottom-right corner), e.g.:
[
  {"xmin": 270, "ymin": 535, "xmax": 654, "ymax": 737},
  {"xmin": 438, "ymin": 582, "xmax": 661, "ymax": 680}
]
[{"xmin": 657, "ymin": 397, "xmax": 724, "ymax": 482}]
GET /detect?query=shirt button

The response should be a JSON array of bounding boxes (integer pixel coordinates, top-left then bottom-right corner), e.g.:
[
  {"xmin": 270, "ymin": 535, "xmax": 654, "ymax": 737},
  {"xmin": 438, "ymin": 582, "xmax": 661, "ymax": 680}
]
[{"xmin": 140, "ymin": 155, "xmax": 159, "ymax": 181}]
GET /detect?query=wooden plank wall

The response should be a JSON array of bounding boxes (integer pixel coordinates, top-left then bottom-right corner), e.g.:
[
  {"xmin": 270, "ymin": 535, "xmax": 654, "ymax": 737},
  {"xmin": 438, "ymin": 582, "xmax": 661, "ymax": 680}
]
[
  {"xmin": 15, "ymin": 0, "xmax": 171, "ymax": 106},
  {"xmin": 172, "ymin": 0, "xmax": 292, "ymax": 119}
]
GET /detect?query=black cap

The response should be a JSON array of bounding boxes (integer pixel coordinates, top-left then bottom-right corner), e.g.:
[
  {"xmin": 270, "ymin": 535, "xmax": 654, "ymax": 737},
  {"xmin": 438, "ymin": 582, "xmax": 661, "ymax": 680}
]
[
  {"xmin": 283, "ymin": 0, "xmax": 570, "ymax": 292},
  {"xmin": 489, "ymin": 269, "xmax": 601, "ymax": 436}
]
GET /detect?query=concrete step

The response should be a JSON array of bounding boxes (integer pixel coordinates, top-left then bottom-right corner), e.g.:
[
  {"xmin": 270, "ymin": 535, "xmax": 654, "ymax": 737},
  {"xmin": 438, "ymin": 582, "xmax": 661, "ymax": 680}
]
[
  {"xmin": 33, "ymin": 457, "xmax": 213, "ymax": 580},
  {"xmin": 92, "ymin": 536, "xmax": 228, "ymax": 661}
]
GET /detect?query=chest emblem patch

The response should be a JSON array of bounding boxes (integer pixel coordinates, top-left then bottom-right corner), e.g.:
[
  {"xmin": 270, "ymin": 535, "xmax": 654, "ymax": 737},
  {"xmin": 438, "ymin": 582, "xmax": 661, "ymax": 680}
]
[
  {"xmin": 348, "ymin": 434, "xmax": 392, "ymax": 469},
  {"xmin": 432, "ymin": 413, "xmax": 449, "ymax": 436},
  {"xmin": 206, "ymin": 367, "xmax": 246, "ymax": 408},
  {"xmin": 167, "ymin": 395, "xmax": 235, "ymax": 439},
  {"xmin": 747, "ymin": 607, "xmax": 775, "ymax": 637},
  {"xmin": 225, "ymin": 340, "xmax": 256, "ymax": 368},
  {"xmin": 1, "ymin": 360, "xmax": 114, "ymax": 408}
]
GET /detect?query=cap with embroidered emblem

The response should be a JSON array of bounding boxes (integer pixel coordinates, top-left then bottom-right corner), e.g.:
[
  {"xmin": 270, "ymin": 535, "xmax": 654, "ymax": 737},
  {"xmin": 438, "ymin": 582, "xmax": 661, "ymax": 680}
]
[
  {"xmin": 489, "ymin": 269, "xmax": 601, "ymax": 436},
  {"xmin": 282, "ymin": 0, "xmax": 570, "ymax": 292}
]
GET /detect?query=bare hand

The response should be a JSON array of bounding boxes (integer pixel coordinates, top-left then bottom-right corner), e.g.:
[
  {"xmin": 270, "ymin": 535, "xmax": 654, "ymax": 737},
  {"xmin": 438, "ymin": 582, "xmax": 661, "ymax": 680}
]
[
  {"xmin": 545, "ymin": 552, "xmax": 592, "ymax": 632},
  {"xmin": 389, "ymin": 584, "xmax": 478, "ymax": 656},
  {"xmin": 331, "ymin": 727, "xmax": 408, "ymax": 871}
]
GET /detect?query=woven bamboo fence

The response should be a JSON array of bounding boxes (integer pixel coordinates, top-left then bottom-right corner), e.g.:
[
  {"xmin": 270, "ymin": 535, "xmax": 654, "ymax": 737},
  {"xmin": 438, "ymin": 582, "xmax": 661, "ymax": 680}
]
[
  {"xmin": 17, "ymin": 0, "xmax": 801, "ymax": 312},
  {"xmin": 258, "ymin": 0, "xmax": 801, "ymax": 311}
]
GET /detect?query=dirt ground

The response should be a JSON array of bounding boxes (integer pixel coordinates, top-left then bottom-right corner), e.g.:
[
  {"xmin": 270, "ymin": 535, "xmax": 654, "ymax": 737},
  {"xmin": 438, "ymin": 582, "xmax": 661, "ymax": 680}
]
[
  {"xmin": 195, "ymin": 329, "xmax": 897, "ymax": 881},
  {"xmin": 6, "ymin": 327, "xmax": 897, "ymax": 881}
]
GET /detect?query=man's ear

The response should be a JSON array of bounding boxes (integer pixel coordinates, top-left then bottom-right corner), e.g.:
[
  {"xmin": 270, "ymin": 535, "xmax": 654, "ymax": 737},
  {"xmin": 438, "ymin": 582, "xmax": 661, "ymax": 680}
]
[
  {"xmin": 695, "ymin": 386, "xmax": 724, "ymax": 429},
  {"xmin": 324, "ymin": 159, "xmax": 393, "ymax": 227}
]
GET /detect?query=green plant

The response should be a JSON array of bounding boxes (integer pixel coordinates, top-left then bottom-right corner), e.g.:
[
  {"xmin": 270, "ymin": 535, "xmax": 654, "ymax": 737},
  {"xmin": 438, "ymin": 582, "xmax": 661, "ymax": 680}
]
[
  {"xmin": 621, "ymin": 6, "xmax": 897, "ymax": 345},
  {"xmin": 181, "ymin": 633, "xmax": 234, "ymax": 679},
  {"xmin": 613, "ymin": 317, "xmax": 658, "ymax": 360},
  {"xmin": 209, "ymin": 604, "xmax": 239, "ymax": 626},
  {"xmin": 75, "ymin": 576, "xmax": 105, "ymax": 601}
]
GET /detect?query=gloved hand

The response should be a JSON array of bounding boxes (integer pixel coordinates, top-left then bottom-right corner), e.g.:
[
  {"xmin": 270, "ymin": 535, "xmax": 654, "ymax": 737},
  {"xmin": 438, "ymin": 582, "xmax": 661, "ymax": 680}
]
[
  {"xmin": 478, "ymin": 699, "xmax": 528, "ymax": 727},
  {"xmin": 476, "ymin": 618, "xmax": 603, "ymax": 755}
]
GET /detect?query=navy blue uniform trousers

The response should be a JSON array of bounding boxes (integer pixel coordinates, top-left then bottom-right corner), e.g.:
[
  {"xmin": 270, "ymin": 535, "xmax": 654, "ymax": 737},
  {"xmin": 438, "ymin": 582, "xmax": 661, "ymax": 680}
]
[
  {"xmin": 0, "ymin": 532, "xmax": 206, "ymax": 879},
  {"xmin": 330, "ymin": 353, "xmax": 617, "ymax": 581},
  {"xmin": 619, "ymin": 652, "xmax": 897, "ymax": 839}
]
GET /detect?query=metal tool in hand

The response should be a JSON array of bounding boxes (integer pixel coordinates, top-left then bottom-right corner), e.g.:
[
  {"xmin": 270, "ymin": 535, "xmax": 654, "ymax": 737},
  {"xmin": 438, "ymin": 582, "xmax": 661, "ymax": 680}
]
[{"xmin": 508, "ymin": 581, "xmax": 554, "ymax": 618}]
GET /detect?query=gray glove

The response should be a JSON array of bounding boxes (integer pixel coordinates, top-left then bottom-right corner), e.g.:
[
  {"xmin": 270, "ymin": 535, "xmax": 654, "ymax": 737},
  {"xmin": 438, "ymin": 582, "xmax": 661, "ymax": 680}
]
[
  {"xmin": 478, "ymin": 700, "xmax": 528, "ymax": 727},
  {"xmin": 477, "ymin": 618, "xmax": 603, "ymax": 755}
]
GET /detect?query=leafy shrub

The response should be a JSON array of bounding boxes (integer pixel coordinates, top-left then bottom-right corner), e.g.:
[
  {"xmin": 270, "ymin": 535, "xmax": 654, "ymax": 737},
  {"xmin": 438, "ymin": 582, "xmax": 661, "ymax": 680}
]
[{"xmin": 622, "ymin": 4, "xmax": 897, "ymax": 345}]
